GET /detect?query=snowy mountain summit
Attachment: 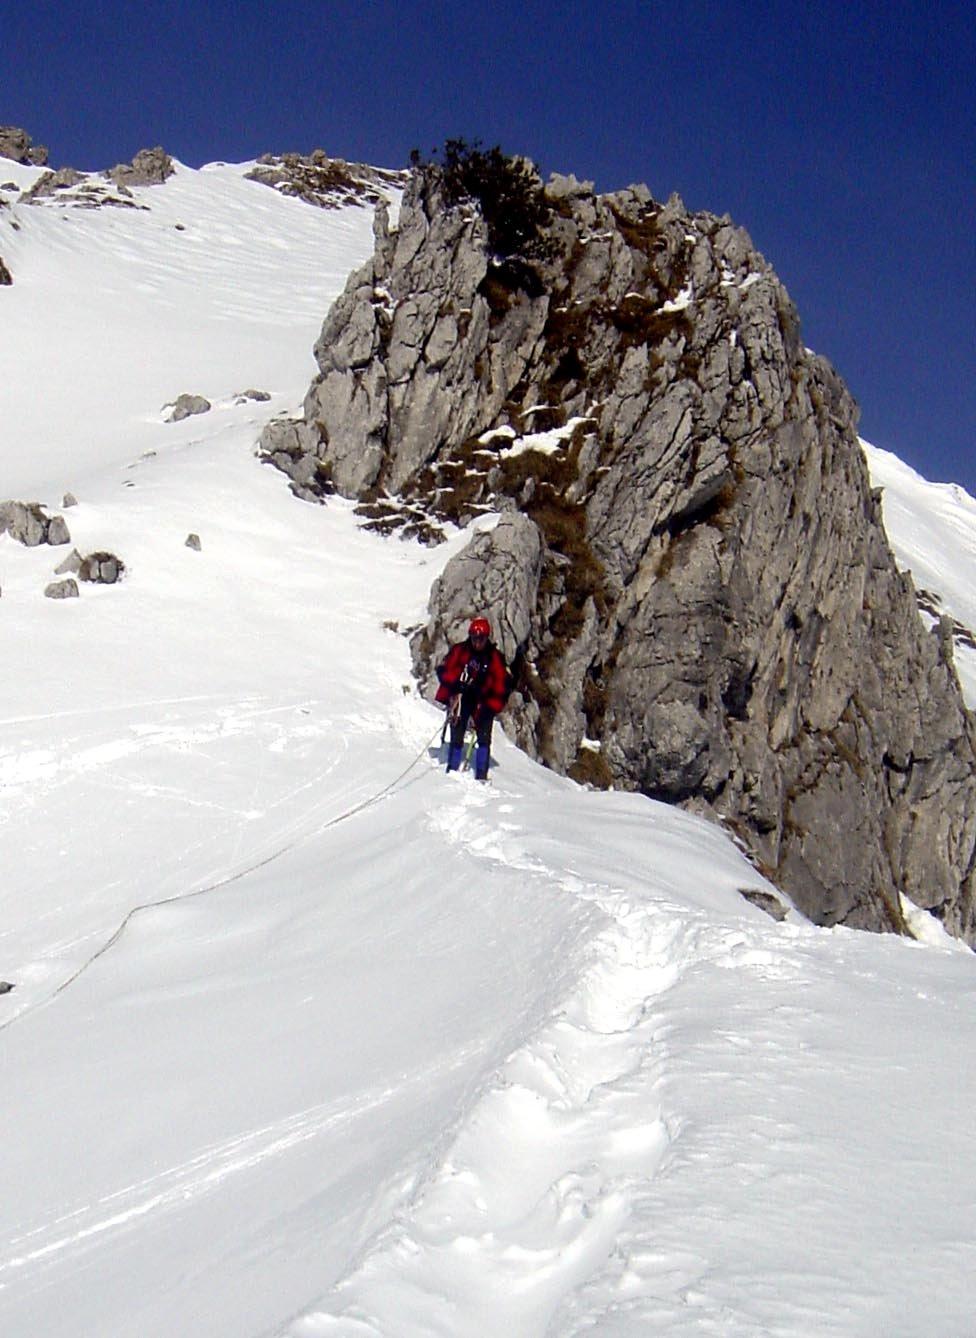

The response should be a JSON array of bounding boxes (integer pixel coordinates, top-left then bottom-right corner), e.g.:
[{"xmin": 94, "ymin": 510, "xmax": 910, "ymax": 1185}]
[{"xmin": 2, "ymin": 131, "xmax": 976, "ymax": 1338}]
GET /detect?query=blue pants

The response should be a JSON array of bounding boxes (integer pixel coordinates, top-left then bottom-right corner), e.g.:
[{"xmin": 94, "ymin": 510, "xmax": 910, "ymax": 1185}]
[{"xmin": 447, "ymin": 697, "xmax": 495, "ymax": 779}]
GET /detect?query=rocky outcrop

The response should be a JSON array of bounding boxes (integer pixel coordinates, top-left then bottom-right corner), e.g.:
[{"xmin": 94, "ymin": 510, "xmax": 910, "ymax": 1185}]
[
  {"xmin": 266, "ymin": 167, "xmax": 976, "ymax": 943},
  {"xmin": 245, "ymin": 151, "xmax": 406, "ymax": 210},
  {"xmin": 19, "ymin": 151, "xmax": 169, "ymax": 210},
  {"xmin": 108, "ymin": 147, "xmax": 175, "ymax": 188},
  {"xmin": 0, "ymin": 126, "xmax": 47, "ymax": 166},
  {"xmin": 19, "ymin": 167, "xmax": 87, "ymax": 202},
  {"xmin": 0, "ymin": 255, "xmax": 10, "ymax": 285}
]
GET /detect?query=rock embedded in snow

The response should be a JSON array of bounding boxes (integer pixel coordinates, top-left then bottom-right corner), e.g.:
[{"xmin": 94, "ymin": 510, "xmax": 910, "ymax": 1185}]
[
  {"xmin": 0, "ymin": 980, "xmax": 13, "ymax": 994},
  {"xmin": 0, "ymin": 254, "xmax": 11, "ymax": 285},
  {"xmin": 235, "ymin": 388, "xmax": 271, "ymax": 403},
  {"xmin": 62, "ymin": 492, "xmax": 78, "ymax": 508},
  {"xmin": 44, "ymin": 577, "xmax": 79, "ymax": 599},
  {"xmin": 0, "ymin": 500, "xmax": 45, "ymax": 546},
  {"xmin": 54, "ymin": 548, "xmax": 83, "ymax": 575},
  {"xmin": 185, "ymin": 533, "xmax": 201, "ymax": 551},
  {"xmin": 739, "ymin": 887, "xmax": 789, "ymax": 921},
  {"xmin": 45, "ymin": 514, "xmax": 71, "ymax": 546},
  {"xmin": 19, "ymin": 167, "xmax": 86, "ymax": 203},
  {"xmin": 164, "ymin": 394, "xmax": 211, "ymax": 423},
  {"xmin": 79, "ymin": 551, "xmax": 124, "ymax": 584},
  {"xmin": 0, "ymin": 500, "xmax": 70, "ymax": 547},
  {"xmin": 277, "ymin": 164, "xmax": 976, "ymax": 943}
]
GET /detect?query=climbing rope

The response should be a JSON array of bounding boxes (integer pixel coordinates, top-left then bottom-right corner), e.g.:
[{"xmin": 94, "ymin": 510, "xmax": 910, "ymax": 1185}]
[{"xmin": 0, "ymin": 720, "xmax": 445, "ymax": 1035}]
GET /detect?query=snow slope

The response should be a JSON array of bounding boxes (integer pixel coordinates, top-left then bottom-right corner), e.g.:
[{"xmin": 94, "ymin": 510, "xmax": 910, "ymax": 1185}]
[
  {"xmin": 1, "ymin": 160, "xmax": 975, "ymax": 1338},
  {"xmin": 862, "ymin": 437, "xmax": 976, "ymax": 705}
]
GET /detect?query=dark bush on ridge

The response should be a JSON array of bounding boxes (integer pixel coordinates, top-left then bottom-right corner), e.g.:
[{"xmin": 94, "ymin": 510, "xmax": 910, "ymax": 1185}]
[{"xmin": 410, "ymin": 139, "xmax": 554, "ymax": 262}]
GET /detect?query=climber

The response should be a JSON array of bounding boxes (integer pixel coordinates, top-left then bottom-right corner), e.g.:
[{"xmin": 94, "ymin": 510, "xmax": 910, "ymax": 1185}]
[{"xmin": 435, "ymin": 617, "xmax": 510, "ymax": 780}]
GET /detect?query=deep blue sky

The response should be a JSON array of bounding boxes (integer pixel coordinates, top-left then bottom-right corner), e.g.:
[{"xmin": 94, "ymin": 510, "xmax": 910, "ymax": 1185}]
[{"xmin": 5, "ymin": 0, "xmax": 973, "ymax": 490}]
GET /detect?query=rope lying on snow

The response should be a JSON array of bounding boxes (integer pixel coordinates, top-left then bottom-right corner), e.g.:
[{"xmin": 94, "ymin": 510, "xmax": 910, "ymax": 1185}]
[{"xmin": 0, "ymin": 721, "xmax": 445, "ymax": 1036}]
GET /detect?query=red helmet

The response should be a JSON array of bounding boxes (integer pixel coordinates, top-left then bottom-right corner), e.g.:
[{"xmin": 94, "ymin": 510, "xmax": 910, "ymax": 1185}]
[{"xmin": 468, "ymin": 617, "xmax": 491, "ymax": 639}]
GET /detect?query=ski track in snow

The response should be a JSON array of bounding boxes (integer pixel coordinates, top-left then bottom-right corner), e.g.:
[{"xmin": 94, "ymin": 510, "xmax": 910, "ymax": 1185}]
[{"xmin": 283, "ymin": 781, "xmax": 748, "ymax": 1337}]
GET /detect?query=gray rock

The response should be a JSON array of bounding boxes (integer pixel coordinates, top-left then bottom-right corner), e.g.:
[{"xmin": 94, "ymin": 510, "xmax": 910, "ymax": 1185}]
[
  {"xmin": 54, "ymin": 548, "xmax": 83, "ymax": 575},
  {"xmin": 270, "ymin": 163, "xmax": 976, "ymax": 944},
  {"xmin": 185, "ymin": 533, "xmax": 202, "ymax": 551},
  {"xmin": 235, "ymin": 388, "xmax": 271, "ymax": 403},
  {"xmin": 0, "ymin": 980, "xmax": 14, "ymax": 994},
  {"xmin": 46, "ymin": 515, "xmax": 71, "ymax": 546},
  {"xmin": 1, "ymin": 500, "xmax": 54, "ymax": 546},
  {"xmin": 413, "ymin": 511, "xmax": 544, "ymax": 670},
  {"xmin": 44, "ymin": 578, "xmax": 79, "ymax": 599},
  {"xmin": 165, "ymin": 394, "xmax": 211, "ymax": 423},
  {"xmin": 739, "ymin": 888, "xmax": 789, "ymax": 921},
  {"xmin": 62, "ymin": 492, "xmax": 78, "ymax": 508},
  {"xmin": 0, "ymin": 255, "xmax": 10, "ymax": 285}
]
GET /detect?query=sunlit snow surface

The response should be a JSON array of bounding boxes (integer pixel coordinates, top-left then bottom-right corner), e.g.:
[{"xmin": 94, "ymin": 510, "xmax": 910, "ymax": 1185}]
[
  {"xmin": 1, "ymin": 162, "xmax": 974, "ymax": 1338},
  {"xmin": 862, "ymin": 437, "xmax": 976, "ymax": 705}
]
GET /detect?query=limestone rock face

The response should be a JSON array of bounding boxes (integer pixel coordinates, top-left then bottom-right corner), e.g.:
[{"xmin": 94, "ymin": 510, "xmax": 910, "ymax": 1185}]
[{"xmin": 269, "ymin": 168, "xmax": 976, "ymax": 942}]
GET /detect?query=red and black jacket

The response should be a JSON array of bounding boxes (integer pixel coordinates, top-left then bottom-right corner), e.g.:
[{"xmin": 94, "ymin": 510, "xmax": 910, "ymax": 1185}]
[{"xmin": 435, "ymin": 639, "xmax": 510, "ymax": 715}]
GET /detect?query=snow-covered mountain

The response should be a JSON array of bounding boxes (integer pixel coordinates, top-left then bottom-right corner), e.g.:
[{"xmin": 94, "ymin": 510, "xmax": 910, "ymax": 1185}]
[{"xmin": 1, "ymin": 153, "xmax": 974, "ymax": 1338}]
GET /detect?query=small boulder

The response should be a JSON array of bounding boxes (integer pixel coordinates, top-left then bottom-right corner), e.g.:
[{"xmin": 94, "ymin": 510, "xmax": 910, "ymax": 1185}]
[
  {"xmin": 0, "ymin": 255, "xmax": 11, "ymax": 285},
  {"xmin": 54, "ymin": 548, "xmax": 83, "ymax": 575},
  {"xmin": 62, "ymin": 492, "xmax": 78, "ymax": 508},
  {"xmin": 45, "ymin": 578, "xmax": 79, "ymax": 599},
  {"xmin": 235, "ymin": 388, "xmax": 271, "ymax": 403},
  {"xmin": 185, "ymin": 533, "xmax": 202, "ymax": 551},
  {"xmin": 46, "ymin": 514, "xmax": 71, "ymax": 546},
  {"xmin": 0, "ymin": 980, "xmax": 14, "ymax": 995},
  {"xmin": 164, "ymin": 394, "xmax": 211, "ymax": 423}
]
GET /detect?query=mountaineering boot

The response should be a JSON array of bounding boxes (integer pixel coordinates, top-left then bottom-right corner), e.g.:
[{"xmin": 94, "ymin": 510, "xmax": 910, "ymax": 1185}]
[
  {"xmin": 474, "ymin": 745, "xmax": 490, "ymax": 781},
  {"xmin": 446, "ymin": 744, "xmax": 463, "ymax": 773}
]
